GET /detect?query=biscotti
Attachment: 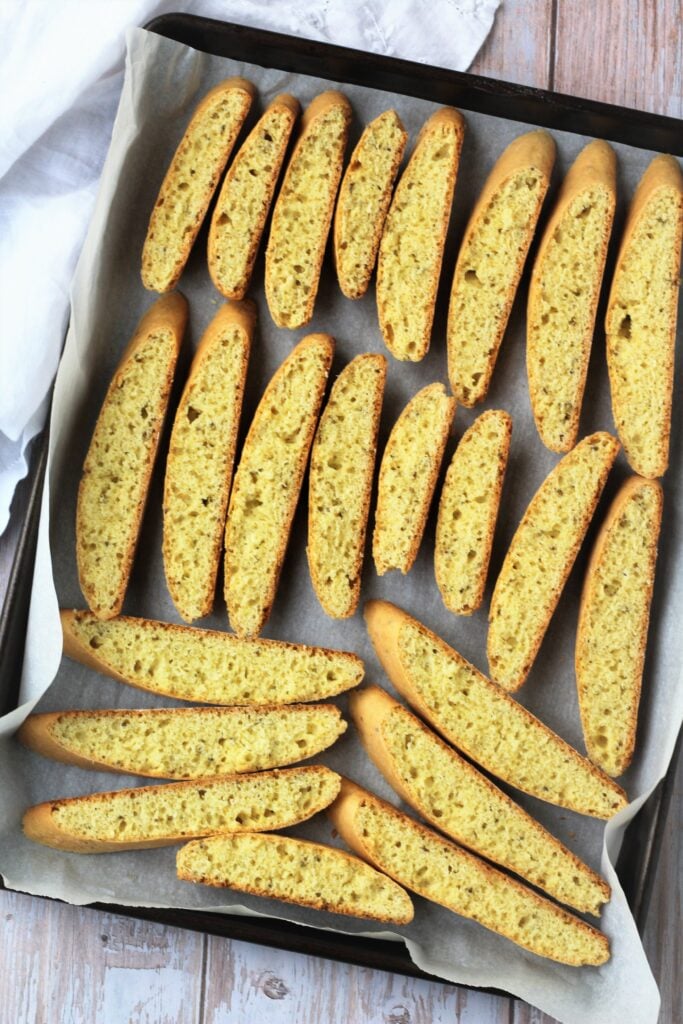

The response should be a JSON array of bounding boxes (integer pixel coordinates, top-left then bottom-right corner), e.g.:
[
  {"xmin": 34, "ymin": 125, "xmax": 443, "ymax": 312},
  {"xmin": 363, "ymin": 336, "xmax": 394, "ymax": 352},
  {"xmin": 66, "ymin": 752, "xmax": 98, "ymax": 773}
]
[
  {"xmin": 308, "ymin": 353, "xmax": 387, "ymax": 617},
  {"xmin": 328, "ymin": 779, "xmax": 610, "ymax": 966},
  {"xmin": 142, "ymin": 78, "xmax": 254, "ymax": 292},
  {"xmin": 177, "ymin": 833, "xmax": 414, "ymax": 924},
  {"xmin": 61, "ymin": 610, "xmax": 364, "ymax": 705},
  {"xmin": 376, "ymin": 107, "xmax": 465, "ymax": 361},
  {"xmin": 576, "ymin": 477, "xmax": 663, "ymax": 776},
  {"xmin": 224, "ymin": 333, "xmax": 334, "ymax": 636},
  {"xmin": 76, "ymin": 293, "xmax": 188, "ymax": 620},
  {"xmin": 334, "ymin": 110, "xmax": 407, "ymax": 299},
  {"xmin": 373, "ymin": 383, "xmax": 455, "ymax": 575},
  {"xmin": 23, "ymin": 765, "xmax": 341, "ymax": 853},
  {"xmin": 163, "ymin": 300, "xmax": 254, "ymax": 622},
  {"xmin": 448, "ymin": 130, "xmax": 556, "ymax": 405},
  {"xmin": 605, "ymin": 154, "xmax": 683, "ymax": 477},
  {"xmin": 435, "ymin": 409, "xmax": 511, "ymax": 615},
  {"xmin": 528, "ymin": 141, "xmax": 617, "ymax": 452},
  {"xmin": 365, "ymin": 601, "xmax": 626, "ymax": 818},
  {"xmin": 265, "ymin": 91, "xmax": 352, "ymax": 328},
  {"xmin": 488, "ymin": 431, "xmax": 619, "ymax": 690},
  {"xmin": 19, "ymin": 705, "xmax": 346, "ymax": 780},
  {"xmin": 208, "ymin": 94, "xmax": 300, "ymax": 300},
  {"xmin": 352, "ymin": 685, "xmax": 609, "ymax": 915}
]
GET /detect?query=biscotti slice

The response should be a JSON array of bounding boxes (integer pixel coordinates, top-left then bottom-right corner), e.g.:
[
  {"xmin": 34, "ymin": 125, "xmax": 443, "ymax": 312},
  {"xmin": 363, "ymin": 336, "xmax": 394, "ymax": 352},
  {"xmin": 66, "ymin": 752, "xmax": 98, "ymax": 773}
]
[
  {"xmin": 365, "ymin": 601, "xmax": 626, "ymax": 818},
  {"xmin": 265, "ymin": 91, "xmax": 352, "ymax": 328},
  {"xmin": 22, "ymin": 765, "xmax": 341, "ymax": 854},
  {"xmin": 76, "ymin": 293, "xmax": 188, "ymax": 620},
  {"xmin": 177, "ymin": 833, "xmax": 414, "ymax": 924},
  {"xmin": 308, "ymin": 354, "xmax": 387, "ymax": 617},
  {"xmin": 528, "ymin": 141, "xmax": 617, "ymax": 452},
  {"xmin": 19, "ymin": 705, "xmax": 346, "ymax": 780},
  {"xmin": 334, "ymin": 110, "xmax": 408, "ymax": 299},
  {"xmin": 448, "ymin": 130, "xmax": 556, "ymax": 405},
  {"xmin": 61, "ymin": 610, "xmax": 364, "ymax": 705},
  {"xmin": 224, "ymin": 334, "xmax": 334, "ymax": 636},
  {"xmin": 328, "ymin": 779, "xmax": 609, "ymax": 965},
  {"xmin": 208, "ymin": 95, "xmax": 300, "ymax": 300},
  {"xmin": 576, "ymin": 477, "xmax": 663, "ymax": 776},
  {"xmin": 163, "ymin": 301, "xmax": 254, "ymax": 622},
  {"xmin": 435, "ymin": 409, "xmax": 511, "ymax": 615},
  {"xmin": 352, "ymin": 686, "xmax": 609, "ymax": 915},
  {"xmin": 142, "ymin": 78, "xmax": 255, "ymax": 292},
  {"xmin": 376, "ymin": 108, "xmax": 465, "ymax": 361},
  {"xmin": 488, "ymin": 431, "xmax": 619, "ymax": 690},
  {"xmin": 605, "ymin": 154, "xmax": 683, "ymax": 477},
  {"xmin": 373, "ymin": 383, "xmax": 455, "ymax": 575}
]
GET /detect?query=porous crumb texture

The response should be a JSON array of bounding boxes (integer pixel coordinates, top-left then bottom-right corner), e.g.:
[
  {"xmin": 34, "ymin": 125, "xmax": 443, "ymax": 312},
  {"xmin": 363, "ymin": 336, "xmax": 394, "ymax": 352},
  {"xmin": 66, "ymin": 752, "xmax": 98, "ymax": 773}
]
[
  {"xmin": 379, "ymin": 704, "xmax": 607, "ymax": 914},
  {"xmin": 265, "ymin": 101, "xmax": 350, "ymax": 327},
  {"xmin": 77, "ymin": 331, "xmax": 177, "ymax": 620},
  {"xmin": 577, "ymin": 479, "xmax": 662, "ymax": 776},
  {"xmin": 209, "ymin": 102, "xmax": 297, "ymax": 299},
  {"xmin": 142, "ymin": 85, "xmax": 252, "ymax": 292},
  {"xmin": 448, "ymin": 168, "xmax": 547, "ymax": 406},
  {"xmin": 224, "ymin": 336, "xmax": 333, "ymax": 637},
  {"xmin": 335, "ymin": 110, "xmax": 407, "ymax": 299},
  {"xmin": 354, "ymin": 800, "xmax": 609, "ymax": 965},
  {"xmin": 44, "ymin": 706, "xmax": 346, "ymax": 778},
  {"xmin": 64, "ymin": 611, "xmax": 364, "ymax": 705},
  {"xmin": 164, "ymin": 322, "xmax": 249, "ymax": 622},
  {"xmin": 606, "ymin": 185, "xmax": 683, "ymax": 478},
  {"xmin": 435, "ymin": 409, "xmax": 511, "ymax": 615},
  {"xmin": 528, "ymin": 188, "xmax": 614, "ymax": 452},
  {"xmin": 373, "ymin": 384, "xmax": 455, "ymax": 575},
  {"xmin": 377, "ymin": 115, "xmax": 463, "ymax": 360},
  {"xmin": 308, "ymin": 354, "xmax": 386, "ymax": 617},
  {"xmin": 46, "ymin": 767, "xmax": 341, "ymax": 847},
  {"xmin": 397, "ymin": 617, "xmax": 626, "ymax": 817},
  {"xmin": 177, "ymin": 833, "xmax": 413, "ymax": 923},
  {"xmin": 488, "ymin": 432, "xmax": 619, "ymax": 691}
]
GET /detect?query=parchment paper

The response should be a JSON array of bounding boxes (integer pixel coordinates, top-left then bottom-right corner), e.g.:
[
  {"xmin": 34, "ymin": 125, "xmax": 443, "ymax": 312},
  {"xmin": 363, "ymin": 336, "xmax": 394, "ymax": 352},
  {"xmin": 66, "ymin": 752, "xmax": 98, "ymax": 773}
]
[{"xmin": 2, "ymin": 26, "xmax": 682, "ymax": 1024}]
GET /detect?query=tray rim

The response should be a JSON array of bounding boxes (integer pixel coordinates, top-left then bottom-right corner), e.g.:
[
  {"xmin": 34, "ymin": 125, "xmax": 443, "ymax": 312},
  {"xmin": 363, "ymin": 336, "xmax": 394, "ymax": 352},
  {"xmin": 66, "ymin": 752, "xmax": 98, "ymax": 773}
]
[{"xmin": 1, "ymin": 9, "xmax": 682, "ymax": 997}]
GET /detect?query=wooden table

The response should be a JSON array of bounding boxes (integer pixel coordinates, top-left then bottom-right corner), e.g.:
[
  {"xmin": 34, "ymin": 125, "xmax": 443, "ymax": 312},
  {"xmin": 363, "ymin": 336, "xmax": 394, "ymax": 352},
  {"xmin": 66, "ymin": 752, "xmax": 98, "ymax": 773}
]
[{"xmin": 2, "ymin": 2, "xmax": 681, "ymax": 1021}]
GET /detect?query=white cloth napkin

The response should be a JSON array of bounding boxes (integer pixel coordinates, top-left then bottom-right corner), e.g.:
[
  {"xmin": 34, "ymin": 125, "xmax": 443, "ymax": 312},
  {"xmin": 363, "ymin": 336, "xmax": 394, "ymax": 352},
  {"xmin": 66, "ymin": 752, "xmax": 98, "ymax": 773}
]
[{"xmin": 0, "ymin": 0, "xmax": 499, "ymax": 534}]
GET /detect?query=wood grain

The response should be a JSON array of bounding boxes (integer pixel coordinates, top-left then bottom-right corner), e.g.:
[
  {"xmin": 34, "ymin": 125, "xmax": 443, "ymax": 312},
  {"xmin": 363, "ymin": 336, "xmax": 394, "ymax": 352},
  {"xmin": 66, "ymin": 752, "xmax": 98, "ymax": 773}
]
[{"xmin": 470, "ymin": 0, "xmax": 553, "ymax": 88}]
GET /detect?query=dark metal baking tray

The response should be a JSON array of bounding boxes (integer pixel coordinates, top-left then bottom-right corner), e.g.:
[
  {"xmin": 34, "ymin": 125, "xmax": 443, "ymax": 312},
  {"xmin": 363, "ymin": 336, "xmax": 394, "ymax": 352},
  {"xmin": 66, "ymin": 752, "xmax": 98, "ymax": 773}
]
[{"xmin": 1, "ymin": 11, "xmax": 681, "ymax": 989}]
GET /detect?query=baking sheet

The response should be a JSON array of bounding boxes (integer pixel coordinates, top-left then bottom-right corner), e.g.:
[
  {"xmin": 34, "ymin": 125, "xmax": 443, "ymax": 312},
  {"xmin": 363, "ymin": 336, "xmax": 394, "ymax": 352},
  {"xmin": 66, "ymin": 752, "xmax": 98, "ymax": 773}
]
[{"xmin": 1, "ymin": 25, "xmax": 682, "ymax": 1024}]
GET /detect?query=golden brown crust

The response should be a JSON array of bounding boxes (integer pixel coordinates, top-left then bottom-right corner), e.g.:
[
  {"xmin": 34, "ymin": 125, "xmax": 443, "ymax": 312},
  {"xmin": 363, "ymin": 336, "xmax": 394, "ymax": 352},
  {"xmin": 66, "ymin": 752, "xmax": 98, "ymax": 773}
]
[
  {"xmin": 363, "ymin": 599, "xmax": 627, "ymax": 818},
  {"xmin": 448, "ymin": 129, "xmax": 556, "ymax": 406},
  {"xmin": 22, "ymin": 766, "xmax": 340, "ymax": 854},
  {"xmin": 224, "ymin": 334, "xmax": 335, "ymax": 636},
  {"xmin": 488, "ymin": 431, "xmax": 620, "ymax": 690},
  {"xmin": 265, "ymin": 91, "xmax": 352, "ymax": 328},
  {"xmin": 177, "ymin": 832, "xmax": 414, "ymax": 924},
  {"xmin": 373, "ymin": 383, "xmax": 456, "ymax": 575},
  {"xmin": 142, "ymin": 78, "xmax": 255, "ymax": 293},
  {"xmin": 435, "ymin": 409, "xmax": 511, "ymax": 615},
  {"xmin": 350, "ymin": 685, "xmax": 609, "ymax": 915},
  {"xmin": 208, "ymin": 95, "xmax": 300, "ymax": 300},
  {"xmin": 576, "ymin": 476, "xmax": 663, "ymax": 776},
  {"xmin": 334, "ymin": 110, "xmax": 408, "ymax": 299},
  {"xmin": 307, "ymin": 353, "xmax": 387, "ymax": 618},
  {"xmin": 76, "ymin": 293, "xmax": 188, "ymax": 620},
  {"xmin": 376, "ymin": 107, "xmax": 465, "ymax": 361},
  {"xmin": 163, "ymin": 300, "xmax": 255, "ymax": 621},
  {"xmin": 17, "ymin": 704, "xmax": 345, "ymax": 779},
  {"xmin": 60, "ymin": 608, "xmax": 364, "ymax": 703},
  {"xmin": 604, "ymin": 154, "xmax": 683, "ymax": 477},
  {"xmin": 327, "ymin": 778, "xmax": 610, "ymax": 966},
  {"xmin": 528, "ymin": 140, "xmax": 617, "ymax": 452}
]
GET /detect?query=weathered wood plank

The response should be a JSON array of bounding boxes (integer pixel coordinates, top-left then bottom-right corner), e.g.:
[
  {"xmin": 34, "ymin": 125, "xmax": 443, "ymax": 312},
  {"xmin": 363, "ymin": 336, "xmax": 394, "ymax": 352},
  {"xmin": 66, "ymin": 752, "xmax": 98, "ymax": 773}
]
[
  {"xmin": 554, "ymin": 0, "xmax": 683, "ymax": 117},
  {"xmin": 0, "ymin": 890, "xmax": 205, "ymax": 1024},
  {"xmin": 470, "ymin": 0, "xmax": 553, "ymax": 88}
]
